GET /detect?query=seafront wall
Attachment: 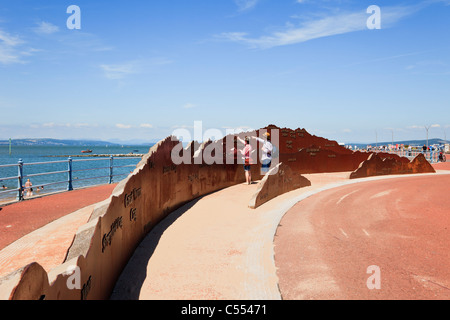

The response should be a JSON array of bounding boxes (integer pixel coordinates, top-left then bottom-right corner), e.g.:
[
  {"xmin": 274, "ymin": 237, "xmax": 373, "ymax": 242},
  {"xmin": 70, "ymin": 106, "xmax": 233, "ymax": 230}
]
[{"xmin": 0, "ymin": 135, "xmax": 264, "ymax": 300}]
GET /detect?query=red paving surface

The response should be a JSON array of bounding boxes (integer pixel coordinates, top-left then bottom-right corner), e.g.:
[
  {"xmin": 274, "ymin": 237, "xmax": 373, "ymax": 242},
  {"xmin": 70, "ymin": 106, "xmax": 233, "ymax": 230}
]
[
  {"xmin": 0, "ymin": 184, "xmax": 117, "ymax": 250},
  {"xmin": 275, "ymin": 174, "xmax": 450, "ymax": 300},
  {"xmin": 432, "ymin": 161, "xmax": 450, "ymax": 171}
]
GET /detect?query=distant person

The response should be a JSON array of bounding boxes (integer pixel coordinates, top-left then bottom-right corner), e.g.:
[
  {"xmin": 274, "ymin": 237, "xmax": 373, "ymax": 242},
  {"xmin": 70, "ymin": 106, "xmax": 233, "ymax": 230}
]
[
  {"xmin": 2, "ymin": 185, "xmax": 7, "ymax": 190},
  {"xmin": 252, "ymin": 132, "xmax": 274, "ymax": 174},
  {"xmin": 237, "ymin": 136, "xmax": 254, "ymax": 185},
  {"xmin": 422, "ymin": 145, "xmax": 427, "ymax": 154},
  {"xmin": 25, "ymin": 179, "xmax": 33, "ymax": 197}
]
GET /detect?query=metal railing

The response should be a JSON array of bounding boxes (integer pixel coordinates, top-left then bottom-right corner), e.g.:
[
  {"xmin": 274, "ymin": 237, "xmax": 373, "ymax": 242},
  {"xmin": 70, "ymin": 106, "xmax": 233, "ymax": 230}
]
[
  {"xmin": 371, "ymin": 149, "xmax": 445, "ymax": 163},
  {"xmin": 0, "ymin": 156, "xmax": 141, "ymax": 202}
]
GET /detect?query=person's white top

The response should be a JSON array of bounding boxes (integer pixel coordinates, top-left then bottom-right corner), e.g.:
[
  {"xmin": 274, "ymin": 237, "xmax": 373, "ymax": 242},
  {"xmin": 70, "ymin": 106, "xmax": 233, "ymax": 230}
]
[{"xmin": 254, "ymin": 137, "xmax": 273, "ymax": 161}]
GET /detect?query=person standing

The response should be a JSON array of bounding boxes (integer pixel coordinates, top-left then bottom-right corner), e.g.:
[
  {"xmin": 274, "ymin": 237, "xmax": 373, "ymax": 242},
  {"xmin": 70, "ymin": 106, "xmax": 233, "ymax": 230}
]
[
  {"xmin": 25, "ymin": 178, "xmax": 33, "ymax": 198},
  {"xmin": 237, "ymin": 136, "xmax": 253, "ymax": 185},
  {"xmin": 252, "ymin": 132, "xmax": 274, "ymax": 174}
]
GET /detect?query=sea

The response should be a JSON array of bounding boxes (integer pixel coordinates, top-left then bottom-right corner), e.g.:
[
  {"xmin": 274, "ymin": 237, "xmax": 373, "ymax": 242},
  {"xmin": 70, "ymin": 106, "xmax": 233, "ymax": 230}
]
[{"xmin": 0, "ymin": 144, "xmax": 154, "ymax": 203}]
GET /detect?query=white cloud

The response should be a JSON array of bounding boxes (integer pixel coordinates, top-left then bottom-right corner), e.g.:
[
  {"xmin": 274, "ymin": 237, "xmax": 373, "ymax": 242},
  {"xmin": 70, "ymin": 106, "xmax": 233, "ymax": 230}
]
[
  {"xmin": 140, "ymin": 123, "xmax": 153, "ymax": 128},
  {"xmin": 0, "ymin": 48, "xmax": 21, "ymax": 64},
  {"xmin": 100, "ymin": 63, "xmax": 137, "ymax": 80},
  {"xmin": 408, "ymin": 124, "xmax": 442, "ymax": 130},
  {"xmin": 0, "ymin": 30, "xmax": 22, "ymax": 46},
  {"xmin": 116, "ymin": 124, "xmax": 133, "ymax": 129},
  {"xmin": 73, "ymin": 123, "xmax": 94, "ymax": 128},
  {"xmin": 183, "ymin": 103, "xmax": 196, "ymax": 109},
  {"xmin": 34, "ymin": 21, "xmax": 59, "ymax": 35},
  {"xmin": 234, "ymin": 0, "xmax": 260, "ymax": 12},
  {"xmin": 218, "ymin": 4, "xmax": 423, "ymax": 49},
  {"xmin": 0, "ymin": 28, "xmax": 43, "ymax": 64},
  {"xmin": 219, "ymin": 11, "xmax": 365, "ymax": 49},
  {"xmin": 0, "ymin": 29, "xmax": 26, "ymax": 64},
  {"xmin": 34, "ymin": 122, "xmax": 96, "ymax": 129},
  {"xmin": 100, "ymin": 58, "xmax": 172, "ymax": 80}
]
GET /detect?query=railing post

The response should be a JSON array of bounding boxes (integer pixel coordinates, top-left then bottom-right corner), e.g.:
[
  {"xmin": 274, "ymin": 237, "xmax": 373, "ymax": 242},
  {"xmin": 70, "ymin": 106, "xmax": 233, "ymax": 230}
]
[
  {"xmin": 109, "ymin": 156, "xmax": 114, "ymax": 184},
  {"xmin": 67, "ymin": 157, "xmax": 73, "ymax": 191},
  {"xmin": 17, "ymin": 159, "xmax": 23, "ymax": 201}
]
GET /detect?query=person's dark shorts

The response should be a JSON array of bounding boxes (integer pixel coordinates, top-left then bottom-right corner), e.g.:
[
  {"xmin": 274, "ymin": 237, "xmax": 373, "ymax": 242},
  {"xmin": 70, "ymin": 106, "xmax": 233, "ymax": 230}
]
[
  {"xmin": 261, "ymin": 159, "xmax": 271, "ymax": 173},
  {"xmin": 244, "ymin": 165, "xmax": 251, "ymax": 171}
]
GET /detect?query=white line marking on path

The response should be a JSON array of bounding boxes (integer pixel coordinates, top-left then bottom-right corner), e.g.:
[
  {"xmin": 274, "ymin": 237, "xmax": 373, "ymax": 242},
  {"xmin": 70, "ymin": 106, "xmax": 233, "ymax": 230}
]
[
  {"xmin": 362, "ymin": 229, "xmax": 370, "ymax": 237},
  {"xmin": 339, "ymin": 228, "xmax": 349, "ymax": 238},
  {"xmin": 370, "ymin": 189, "xmax": 394, "ymax": 200},
  {"xmin": 336, "ymin": 189, "xmax": 359, "ymax": 205}
]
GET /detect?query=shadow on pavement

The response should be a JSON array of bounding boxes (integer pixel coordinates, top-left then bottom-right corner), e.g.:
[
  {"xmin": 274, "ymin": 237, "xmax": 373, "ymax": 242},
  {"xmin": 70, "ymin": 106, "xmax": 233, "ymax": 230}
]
[{"xmin": 109, "ymin": 197, "xmax": 202, "ymax": 300}]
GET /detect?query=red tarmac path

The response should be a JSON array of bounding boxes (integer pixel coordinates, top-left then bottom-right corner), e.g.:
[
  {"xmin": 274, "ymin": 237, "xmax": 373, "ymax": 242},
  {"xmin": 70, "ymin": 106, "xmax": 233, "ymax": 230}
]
[
  {"xmin": 275, "ymin": 165, "xmax": 450, "ymax": 300},
  {"xmin": 0, "ymin": 184, "xmax": 117, "ymax": 251}
]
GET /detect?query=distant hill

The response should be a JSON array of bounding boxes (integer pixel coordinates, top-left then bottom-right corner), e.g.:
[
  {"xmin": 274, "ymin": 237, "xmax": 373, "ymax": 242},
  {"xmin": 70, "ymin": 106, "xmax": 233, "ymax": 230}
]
[
  {"xmin": 0, "ymin": 138, "xmax": 121, "ymax": 146},
  {"xmin": 348, "ymin": 138, "xmax": 449, "ymax": 148},
  {"xmin": 107, "ymin": 138, "xmax": 163, "ymax": 145}
]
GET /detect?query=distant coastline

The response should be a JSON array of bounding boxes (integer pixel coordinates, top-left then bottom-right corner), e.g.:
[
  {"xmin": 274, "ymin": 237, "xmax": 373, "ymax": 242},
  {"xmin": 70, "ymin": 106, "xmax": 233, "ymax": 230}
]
[
  {"xmin": 45, "ymin": 153, "xmax": 145, "ymax": 158},
  {"xmin": 344, "ymin": 138, "xmax": 448, "ymax": 149},
  {"xmin": 2, "ymin": 137, "xmax": 447, "ymax": 148},
  {"xmin": 0, "ymin": 138, "xmax": 159, "ymax": 147}
]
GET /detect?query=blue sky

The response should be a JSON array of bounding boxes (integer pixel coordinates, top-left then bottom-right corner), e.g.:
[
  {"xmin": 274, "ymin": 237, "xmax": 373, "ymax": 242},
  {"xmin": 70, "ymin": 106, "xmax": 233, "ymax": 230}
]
[{"xmin": 0, "ymin": 0, "xmax": 449, "ymax": 143}]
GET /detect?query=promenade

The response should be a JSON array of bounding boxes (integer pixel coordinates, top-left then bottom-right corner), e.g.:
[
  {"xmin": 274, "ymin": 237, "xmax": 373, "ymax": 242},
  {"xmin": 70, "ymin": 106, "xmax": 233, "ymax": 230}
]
[
  {"xmin": 0, "ymin": 184, "xmax": 117, "ymax": 277},
  {"xmin": 0, "ymin": 162, "xmax": 449, "ymax": 299}
]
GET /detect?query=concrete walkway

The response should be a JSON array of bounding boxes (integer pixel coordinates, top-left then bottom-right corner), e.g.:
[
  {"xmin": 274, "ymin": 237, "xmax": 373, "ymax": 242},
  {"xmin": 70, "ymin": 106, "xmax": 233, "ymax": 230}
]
[{"xmin": 110, "ymin": 175, "xmax": 320, "ymax": 299}]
